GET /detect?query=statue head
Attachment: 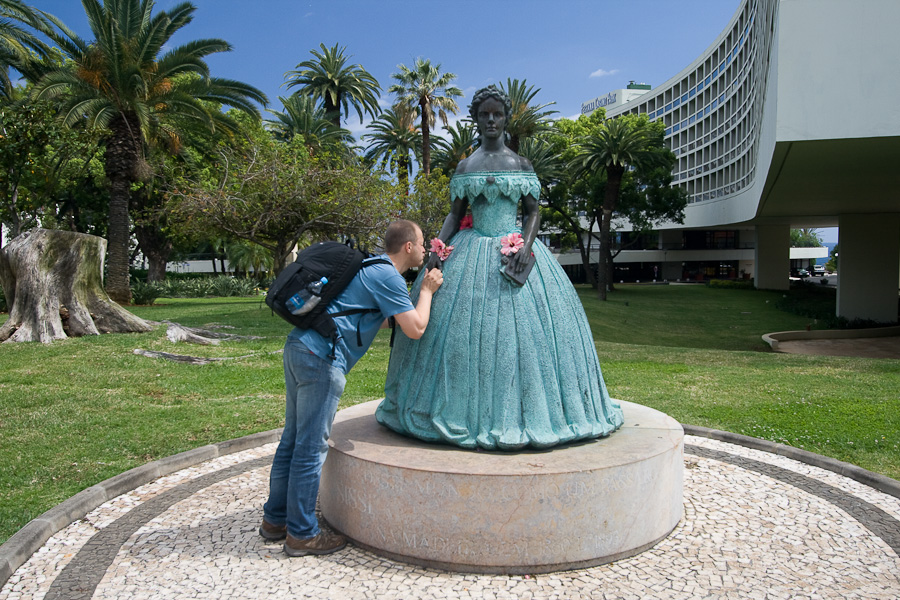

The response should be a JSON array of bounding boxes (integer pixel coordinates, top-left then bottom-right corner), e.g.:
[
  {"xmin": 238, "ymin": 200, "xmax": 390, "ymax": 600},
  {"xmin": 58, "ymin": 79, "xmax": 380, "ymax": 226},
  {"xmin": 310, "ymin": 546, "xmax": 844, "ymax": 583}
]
[{"xmin": 468, "ymin": 85, "xmax": 512, "ymax": 124}]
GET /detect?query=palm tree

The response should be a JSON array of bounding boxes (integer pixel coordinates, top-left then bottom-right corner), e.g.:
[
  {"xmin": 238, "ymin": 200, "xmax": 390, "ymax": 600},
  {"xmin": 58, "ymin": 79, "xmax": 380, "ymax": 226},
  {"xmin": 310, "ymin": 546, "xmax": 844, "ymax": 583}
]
[
  {"xmin": 519, "ymin": 137, "xmax": 564, "ymax": 191},
  {"xmin": 363, "ymin": 105, "xmax": 421, "ymax": 194},
  {"xmin": 266, "ymin": 94, "xmax": 352, "ymax": 150},
  {"xmin": 499, "ymin": 78, "xmax": 557, "ymax": 153},
  {"xmin": 284, "ymin": 43, "xmax": 381, "ymax": 129},
  {"xmin": 521, "ymin": 135, "xmax": 601, "ymax": 286},
  {"xmin": 572, "ymin": 116, "xmax": 661, "ymax": 300},
  {"xmin": 431, "ymin": 120, "xmax": 476, "ymax": 176},
  {"xmin": 226, "ymin": 239, "xmax": 273, "ymax": 281},
  {"xmin": 388, "ymin": 58, "xmax": 462, "ymax": 176},
  {"xmin": 0, "ymin": 0, "xmax": 53, "ymax": 98},
  {"xmin": 33, "ymin": 0, "xmax": 267, "ymax": 303}
]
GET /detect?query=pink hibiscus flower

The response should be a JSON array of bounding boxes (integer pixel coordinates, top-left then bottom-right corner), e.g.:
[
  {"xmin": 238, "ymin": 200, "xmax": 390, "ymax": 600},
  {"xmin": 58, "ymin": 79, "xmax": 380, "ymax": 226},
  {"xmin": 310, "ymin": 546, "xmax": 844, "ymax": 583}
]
[
  {"xmin": 429, "ymin": 238, "xmax": 454, "ymax": 261},
  {"xmin": 500, "ymin": 232, "xmax": 525, "ymax": 256}
]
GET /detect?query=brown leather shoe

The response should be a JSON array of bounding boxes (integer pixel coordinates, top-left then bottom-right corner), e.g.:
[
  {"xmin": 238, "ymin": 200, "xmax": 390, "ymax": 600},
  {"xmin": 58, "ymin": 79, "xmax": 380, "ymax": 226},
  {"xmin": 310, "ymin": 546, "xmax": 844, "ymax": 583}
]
[
  {"xmin": 283, "ymin": 531, "xmax": 347, "ymax": 556},
  {"xmin": 258, "ymin": 520, "xmax": 287, "ymax": 541}
]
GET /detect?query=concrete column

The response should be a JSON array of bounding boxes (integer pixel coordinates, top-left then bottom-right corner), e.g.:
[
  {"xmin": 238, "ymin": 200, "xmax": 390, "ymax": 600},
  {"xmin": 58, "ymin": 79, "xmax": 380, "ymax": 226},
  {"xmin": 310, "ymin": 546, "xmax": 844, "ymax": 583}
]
[
  {"xmin": 658, "ymin": 230, "xmax": 682, "ymax": 280},
  {"xmin": 658, "ymin": 229, "xmax": 682, "ymax": 249},
  {"xmin": 754, "ymin": 224, "xmax": 790, "ymax": 290},
  {"xmin": 837, "ymin": 214, "xmax": 900, "ymax": 323}
]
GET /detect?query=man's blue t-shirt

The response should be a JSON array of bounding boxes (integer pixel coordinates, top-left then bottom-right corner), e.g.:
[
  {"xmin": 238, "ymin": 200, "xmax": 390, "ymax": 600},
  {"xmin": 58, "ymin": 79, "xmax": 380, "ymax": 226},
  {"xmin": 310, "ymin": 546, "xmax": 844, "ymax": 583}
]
[{"xmin": 290, "ymin": 256, "xmax": 414, "ymax": 374}]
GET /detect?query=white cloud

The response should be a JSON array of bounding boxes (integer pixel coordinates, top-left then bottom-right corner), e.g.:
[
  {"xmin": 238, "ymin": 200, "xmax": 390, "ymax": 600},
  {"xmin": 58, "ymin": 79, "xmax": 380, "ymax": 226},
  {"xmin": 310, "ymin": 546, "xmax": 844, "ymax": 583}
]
[
  {"xmin": 590, "ymin": 68, "xmax": 620, "ymax": 78},
  {"xmin": 344, "ymin": 118, "xmax": 372, "ymax": 141}
]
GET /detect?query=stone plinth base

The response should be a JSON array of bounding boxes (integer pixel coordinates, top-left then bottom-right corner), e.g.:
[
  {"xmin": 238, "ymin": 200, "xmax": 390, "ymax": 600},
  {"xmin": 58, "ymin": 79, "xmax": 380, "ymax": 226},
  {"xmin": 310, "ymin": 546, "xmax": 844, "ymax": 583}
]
[{"xmin": 320, "ymin": 400, "xmax": 683, "ymax": 574}]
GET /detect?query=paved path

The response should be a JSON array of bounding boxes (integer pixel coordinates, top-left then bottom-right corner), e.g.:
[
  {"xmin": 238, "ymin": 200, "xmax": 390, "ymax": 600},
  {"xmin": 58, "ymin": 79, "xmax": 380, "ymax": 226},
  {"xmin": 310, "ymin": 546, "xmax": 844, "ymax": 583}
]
[
  {"xmin": 2, "ymin": 428, "xmax": 898, "ymax": 599},
  {"xmin": 775, "ymin": 335, "xmax": 900, "ymax": 359},
  {"xmin": 764, "ymin": 325, "xmax": 900, "ymax": 360}
]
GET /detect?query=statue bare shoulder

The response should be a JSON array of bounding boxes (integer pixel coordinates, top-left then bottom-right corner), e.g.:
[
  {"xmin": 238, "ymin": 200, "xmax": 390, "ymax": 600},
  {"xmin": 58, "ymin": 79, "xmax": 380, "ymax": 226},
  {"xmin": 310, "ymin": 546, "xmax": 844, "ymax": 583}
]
[
  {"xmin": 518, "ymin": 155, "xmax": 535, "ymax": 173},
  {"xmin": 456, "ymin": 147, "xmax": 533, "ymax": 175}
]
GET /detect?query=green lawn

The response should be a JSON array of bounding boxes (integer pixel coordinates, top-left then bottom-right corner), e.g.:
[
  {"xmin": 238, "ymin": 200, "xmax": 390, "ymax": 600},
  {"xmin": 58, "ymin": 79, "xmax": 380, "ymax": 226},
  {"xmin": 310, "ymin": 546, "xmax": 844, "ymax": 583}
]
[{"xmin": 0, "ymin": 285, "xmax": 898, "ymax": 544}]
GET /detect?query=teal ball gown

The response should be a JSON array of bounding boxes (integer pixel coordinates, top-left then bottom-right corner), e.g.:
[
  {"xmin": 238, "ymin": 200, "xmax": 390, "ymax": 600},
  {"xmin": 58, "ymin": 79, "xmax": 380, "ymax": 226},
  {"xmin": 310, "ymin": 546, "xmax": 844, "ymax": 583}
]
[{"xmin": 376, "ymin": 171, "xmax": 624, "ymax": 450}]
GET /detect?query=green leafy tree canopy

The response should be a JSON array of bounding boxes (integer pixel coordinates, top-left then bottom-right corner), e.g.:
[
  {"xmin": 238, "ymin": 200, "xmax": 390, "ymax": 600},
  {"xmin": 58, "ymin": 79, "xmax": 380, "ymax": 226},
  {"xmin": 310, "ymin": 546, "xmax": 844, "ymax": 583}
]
[{"xmin": 31, "ymin": 0, "xmax": 268, "ymax": 302}]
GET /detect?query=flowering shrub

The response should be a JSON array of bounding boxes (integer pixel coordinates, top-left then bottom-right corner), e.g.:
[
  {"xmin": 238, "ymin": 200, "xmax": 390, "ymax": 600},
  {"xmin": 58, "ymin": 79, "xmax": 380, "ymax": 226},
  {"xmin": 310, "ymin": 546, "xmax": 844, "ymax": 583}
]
[
  {"xmin": 429, "ymin": 238, "xmax": 454, "ymax": 261},
  {"xmin": 500, "ymin": 232, "xmax": 524, "ymax": 256}
]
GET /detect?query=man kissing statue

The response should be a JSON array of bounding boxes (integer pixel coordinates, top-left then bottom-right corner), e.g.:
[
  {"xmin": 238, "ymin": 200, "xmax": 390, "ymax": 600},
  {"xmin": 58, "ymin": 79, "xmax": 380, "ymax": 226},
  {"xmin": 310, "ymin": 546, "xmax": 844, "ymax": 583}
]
[{"xmin": 261, "ymin": 220, "xmax": 443, "ymax": 556}]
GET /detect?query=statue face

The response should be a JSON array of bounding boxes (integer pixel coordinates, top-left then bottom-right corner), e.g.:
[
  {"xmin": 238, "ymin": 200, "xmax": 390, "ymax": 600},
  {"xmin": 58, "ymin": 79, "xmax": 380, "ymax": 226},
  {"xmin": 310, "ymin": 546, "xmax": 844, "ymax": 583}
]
[{"xmin": 476, "ymin": 98, "xmax": 506, "ymax": 139}]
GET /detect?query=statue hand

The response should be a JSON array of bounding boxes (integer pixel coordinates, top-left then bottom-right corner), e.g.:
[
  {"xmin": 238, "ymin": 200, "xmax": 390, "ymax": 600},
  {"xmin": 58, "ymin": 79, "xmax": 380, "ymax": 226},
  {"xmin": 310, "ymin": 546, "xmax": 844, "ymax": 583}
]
[
  {"xmin": 425, "ymin": 253, "xmax": 441, "ymax": 271},
  {"xmin": 509, "ymin": 247, "xmax": 534, "ymax": 273}
]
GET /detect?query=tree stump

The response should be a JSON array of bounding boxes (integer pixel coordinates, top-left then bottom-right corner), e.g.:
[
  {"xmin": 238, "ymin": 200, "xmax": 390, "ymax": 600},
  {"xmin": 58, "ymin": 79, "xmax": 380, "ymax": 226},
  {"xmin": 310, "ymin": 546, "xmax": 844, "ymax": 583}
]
[{"xmin": 0, "ymin": 228, "xmax": 153, "ymax": 343}]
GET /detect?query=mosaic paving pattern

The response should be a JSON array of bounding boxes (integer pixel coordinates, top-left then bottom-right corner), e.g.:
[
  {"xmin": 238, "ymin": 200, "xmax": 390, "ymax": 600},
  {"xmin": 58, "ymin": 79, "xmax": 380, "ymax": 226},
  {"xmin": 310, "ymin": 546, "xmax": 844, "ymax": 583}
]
[{"xmin": 2, "ymin": 436, "xmax": 898, "ymax": 600}]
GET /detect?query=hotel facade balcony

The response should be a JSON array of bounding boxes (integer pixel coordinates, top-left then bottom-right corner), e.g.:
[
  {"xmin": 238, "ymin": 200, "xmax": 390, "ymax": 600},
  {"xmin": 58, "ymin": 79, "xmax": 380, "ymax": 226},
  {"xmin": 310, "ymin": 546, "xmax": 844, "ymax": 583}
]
[{"xmin": 582, "ymin": 0, "xmax": 900, "ymax": 323}]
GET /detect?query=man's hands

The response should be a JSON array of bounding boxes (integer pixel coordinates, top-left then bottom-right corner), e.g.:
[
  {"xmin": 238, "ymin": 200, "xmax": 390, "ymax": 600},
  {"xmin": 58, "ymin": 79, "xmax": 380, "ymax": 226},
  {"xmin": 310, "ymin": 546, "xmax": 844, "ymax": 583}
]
[
  {"xmin": 393, "ymin": 267, "xmax": 444, "ymax": 339},
  {"xmin": 421, "ymin": 267, "xmax": 444, "ymax": 293}
]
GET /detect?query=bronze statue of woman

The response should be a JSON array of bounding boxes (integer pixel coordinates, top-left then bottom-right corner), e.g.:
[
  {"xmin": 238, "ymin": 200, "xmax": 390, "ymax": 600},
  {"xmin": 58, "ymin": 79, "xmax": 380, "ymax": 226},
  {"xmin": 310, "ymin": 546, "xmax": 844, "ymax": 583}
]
[{"xmin": 376, "ymin": 85, "xmax": 624, "ymax": 450}]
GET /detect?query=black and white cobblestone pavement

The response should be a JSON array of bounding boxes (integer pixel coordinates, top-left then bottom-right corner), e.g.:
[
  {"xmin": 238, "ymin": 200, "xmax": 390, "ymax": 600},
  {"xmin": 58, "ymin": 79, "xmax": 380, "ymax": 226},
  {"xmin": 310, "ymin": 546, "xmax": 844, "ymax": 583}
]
[{"xmin": 2, "ymin": 427, "xmax": 898, "ymax": 600}]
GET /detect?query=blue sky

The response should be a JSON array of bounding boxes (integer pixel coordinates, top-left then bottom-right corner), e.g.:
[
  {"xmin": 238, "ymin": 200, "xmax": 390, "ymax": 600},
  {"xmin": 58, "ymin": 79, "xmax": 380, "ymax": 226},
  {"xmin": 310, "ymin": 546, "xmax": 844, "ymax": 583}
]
[
  {"xmin": 31, "ymin": 0, "xmax": 742, "ymax": 128},
  {"xmin": 26, "ymin": 1, "xmax": 838, "ymax": 242}
]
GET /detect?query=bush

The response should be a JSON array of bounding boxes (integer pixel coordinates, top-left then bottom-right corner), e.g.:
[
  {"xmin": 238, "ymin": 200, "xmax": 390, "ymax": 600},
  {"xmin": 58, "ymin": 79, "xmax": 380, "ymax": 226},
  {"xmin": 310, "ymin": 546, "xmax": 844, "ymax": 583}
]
[
  {"xmin": 129, "ymin": 275, "xmax": 262, "ymax": 300},
  {"xmin": 208, "ymin": 275, "xmax": 261, "ymax": 297},
  {"xmin": 180, "ymin": 278, "xmax": 214, "ymax": 297},
  {"xmin": 231, "ymin": 277, "xmax": 263, "ymax": 296},
  {"xmin": 130, "ymin": 269, "xmax": 209, "ymax": 282},
  {"xmin": 707, "ymin": 278, "xmax": 755, "ymax": 290},
  {"xmin": 130, "ymin": 280, "xmax": 162, "ymax": 306}
]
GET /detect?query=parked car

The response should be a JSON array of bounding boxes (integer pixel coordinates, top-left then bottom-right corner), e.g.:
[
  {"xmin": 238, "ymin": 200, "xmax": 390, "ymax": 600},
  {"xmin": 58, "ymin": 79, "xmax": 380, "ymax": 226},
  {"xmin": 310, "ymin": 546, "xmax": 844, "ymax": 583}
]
[
  {"xmin": 791, "ymin": 268, "xmax": 810, "ymax": 278},
  {"xmin": 811, "ymin": 265, "xmax": 826, "ymax": 276}
]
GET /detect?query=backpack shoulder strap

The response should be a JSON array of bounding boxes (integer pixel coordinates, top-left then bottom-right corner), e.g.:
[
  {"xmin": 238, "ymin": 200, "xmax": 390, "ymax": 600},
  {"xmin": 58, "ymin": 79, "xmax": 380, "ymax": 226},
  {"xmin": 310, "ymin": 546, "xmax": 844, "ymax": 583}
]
[{"xmin": 361, "ymin": 257, "xmax": 393, "ymax": 268}]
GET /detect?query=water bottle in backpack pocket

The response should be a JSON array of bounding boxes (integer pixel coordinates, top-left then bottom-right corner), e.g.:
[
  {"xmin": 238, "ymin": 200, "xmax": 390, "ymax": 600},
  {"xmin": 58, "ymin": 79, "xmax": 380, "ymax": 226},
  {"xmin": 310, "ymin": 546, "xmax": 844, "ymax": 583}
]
[{"xmin": 286, "ymin": 276, "xmax": 328, "ymax": 315}]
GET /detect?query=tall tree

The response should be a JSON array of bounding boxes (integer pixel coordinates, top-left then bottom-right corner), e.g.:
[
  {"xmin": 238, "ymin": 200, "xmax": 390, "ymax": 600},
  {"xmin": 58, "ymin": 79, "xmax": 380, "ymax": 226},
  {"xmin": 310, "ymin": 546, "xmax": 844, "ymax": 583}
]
[
  {"xmin": 284, "ymin": 43, "xmax": 381, "ymax": 129},
  {"xmin": 402, "ymin": 170, "xmax": 451, "ymax": 243},
  {"xmin": 431, "ymin": 120, "xmax": 476, "ymax": 176},
  {"xmin": 225, "ymin": 239, "xmax": 273, "ymax": 281},
  {"xmin": 519, "ymin": 134, "xmax": 601, "ymax": 286},
  {"xmin": 388, "ymin": 58, "xmax": 462, "ymax": 176},
  {"xmin": 499, "ymin": 78, "xmax": 556, "ymax": 153},
  {"xmin": 0, "ymin": 93, "xmax": 57, "ymax": 239},
  {"xmin": 363, "ymin": 105, "xmax": 421, "ymax": 194},
  {"xmin": 32, "ymin": 0, "xmax": 267, "ymax": 303},
  {"xmin": 825, "ymin": 243, "xmax": 839, "ymax": 273},
  {"xmin": 790, "ymin": 228, "xmax": 823, "ymax": 247},
  {"xmin": 168, "ymin": 130, "xmax": 399, "ymax": 273},
  {"xmin": 571, "ymin": 113, "xmax": 671, "ymax": 300},
  {"xmin": 266, "ymin": 94, "xmax": 353, "ymax": 150},
  {"xmin": 0, "ymin": 92, "xmax": 105, "ymax": 242},
  {"xmin": 0, "ymin": 0, "xmax": 52, "ymax": 98}
]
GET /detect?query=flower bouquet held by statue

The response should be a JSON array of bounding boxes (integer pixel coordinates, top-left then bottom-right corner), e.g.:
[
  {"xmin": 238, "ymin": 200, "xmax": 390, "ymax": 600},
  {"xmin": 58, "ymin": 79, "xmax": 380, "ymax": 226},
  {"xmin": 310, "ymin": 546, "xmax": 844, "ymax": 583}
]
[
  {"xmin": 429, "ymin": 238, "xmax": 454, "ymax": 263},
  {"xmin": 499, "ymin": 232, "xmax": 535, "ymax": 286}
]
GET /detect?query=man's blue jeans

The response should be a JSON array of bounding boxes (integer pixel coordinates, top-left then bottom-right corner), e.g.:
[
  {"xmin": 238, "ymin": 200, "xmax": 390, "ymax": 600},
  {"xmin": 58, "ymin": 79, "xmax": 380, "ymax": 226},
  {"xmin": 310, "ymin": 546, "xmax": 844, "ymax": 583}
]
[{"xmin": 264, "ymin": 338, "xmax": 346, "ymax": 539}]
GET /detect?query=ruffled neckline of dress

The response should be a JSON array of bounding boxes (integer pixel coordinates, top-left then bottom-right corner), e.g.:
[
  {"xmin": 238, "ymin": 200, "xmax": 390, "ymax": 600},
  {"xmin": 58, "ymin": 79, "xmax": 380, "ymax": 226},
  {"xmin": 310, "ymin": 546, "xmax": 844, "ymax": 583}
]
[{"xmin": 450, "ymin": 171, "xmax": 541, "ymax": 204}]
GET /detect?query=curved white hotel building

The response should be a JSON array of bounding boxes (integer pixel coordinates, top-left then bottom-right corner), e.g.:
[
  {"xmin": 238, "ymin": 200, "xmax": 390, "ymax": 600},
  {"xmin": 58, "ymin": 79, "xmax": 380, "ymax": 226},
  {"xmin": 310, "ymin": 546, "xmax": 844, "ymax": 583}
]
[{"xmin": 579, "ymin": 0, "xmax": 900, "ymax": 323}]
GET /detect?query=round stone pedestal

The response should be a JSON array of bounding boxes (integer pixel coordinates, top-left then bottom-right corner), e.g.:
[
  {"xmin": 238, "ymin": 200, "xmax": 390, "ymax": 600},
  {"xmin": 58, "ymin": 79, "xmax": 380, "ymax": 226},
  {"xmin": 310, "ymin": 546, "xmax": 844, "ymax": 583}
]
[{"xmin": 320, "ymin": 400, "xmax": 683, "ymax": 574}]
